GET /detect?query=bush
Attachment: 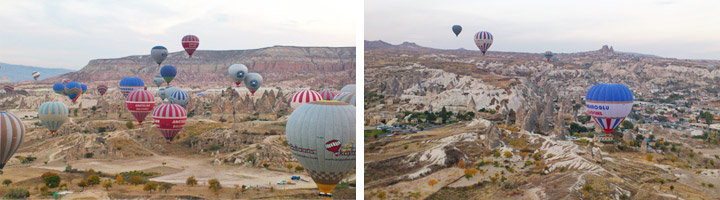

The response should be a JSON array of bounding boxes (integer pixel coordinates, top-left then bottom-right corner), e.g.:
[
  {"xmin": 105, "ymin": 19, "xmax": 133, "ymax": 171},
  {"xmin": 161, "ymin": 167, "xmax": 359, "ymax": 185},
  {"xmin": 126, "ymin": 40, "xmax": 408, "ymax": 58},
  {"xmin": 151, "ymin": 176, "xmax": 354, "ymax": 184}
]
[
  {"xmin": 3, "ymin": 179, "xmax": 11, "ymax": 186},
  {"xmin": 186, "ymin": 176, "xmax": 198, "ymax": 186},
  {"xmin": 129, "ymin": 175, "xmax": 145, "ymax": 185},
  {"xmin": 103, "ymin": 180, "xmax": 113, "ymax": 190},
  {"xmin": 160, "ymin": 183, "xmax": 173, "ymax": 193},
  {"xmin": 85, "ymin": 153, "xmax": 94, "ymax": 158},
  {"xmin": 87, "ymin": 175, "xmax": 100, "ymax": 185},
  {"xmin": 65, "ymin": 165, "xmax": 73, "ymax": 172},
  {"xmin": 126, "ymin": 121, "xmax": 134, "ymax": 129},
  {"xmin": 5, "ymin": 188, "xmax": 29, "ymax": 198},
  {"xmin": 144, "ymin": 182, "xmax": 158, "ymax": 193},
  {"xmin": 208, "ymin": 178, "xmax": 222, "ymax": 193},
  {"xmin": 295, "ymin": 166, "xmax": 304, "ymax": 172},
  {"xmin": 41, "ymin": 172, "xmax": 61, "ymax": 188}
]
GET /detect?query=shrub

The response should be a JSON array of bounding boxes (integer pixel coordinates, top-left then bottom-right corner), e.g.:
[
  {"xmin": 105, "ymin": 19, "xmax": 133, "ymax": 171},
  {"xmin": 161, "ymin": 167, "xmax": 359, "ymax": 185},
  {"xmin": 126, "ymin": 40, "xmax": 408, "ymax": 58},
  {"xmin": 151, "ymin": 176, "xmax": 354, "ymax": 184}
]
[
  {"xmin": 186, "ymin": 176, "xmax": 198, "ymax": 186},
  {"xmin": 160, "ymin": 183, "xmax": 173, "ymax": 193},
  {"xmin": 126, "ymin": 121, "xmax": 134, "ymax": 129},
  {"xmin": 3, "ymin": 179, "xmax": 11, "ymax": 186},
  {"xmin": 103, "ymin": 180, "xmax": 113, "ymax": 191},
  {"xmin": 5, "ymin": 188, "xmax": 29, "ymax": 198},
  {"xmin": 65, "ymin": 165, "xmax": 73, "ymax": 172},
  {"xmin": 504, "ymin": 151, "xmax": 513, "ymax": 158},
  {"xmin": 87, "ymin": 175, "xmax": 100, "ymax": 185},
  {"xmin": 208, "ymin": 178, "xmax": 222, "ymax": 194},
  {"xmin": 428, "ymin": 179, "xmax": 438, "ymax": 186},
  {"xmin": 129, "ymin": 175, "xmax": 144, "ymax": 185},
  {"xmin": 144, "ymin": 182, "xmax": 158, "ymax": 193},
  {"xmin": 295, "ymin": 166, "xmax": 304, "ymax": 172},
  {"xmin": 85, "ymin": 153, "xmax": 94, "ymax": 158},
  {"xmin": 41, "ymin": 172, "xmax": 61, "ymax": 188}
]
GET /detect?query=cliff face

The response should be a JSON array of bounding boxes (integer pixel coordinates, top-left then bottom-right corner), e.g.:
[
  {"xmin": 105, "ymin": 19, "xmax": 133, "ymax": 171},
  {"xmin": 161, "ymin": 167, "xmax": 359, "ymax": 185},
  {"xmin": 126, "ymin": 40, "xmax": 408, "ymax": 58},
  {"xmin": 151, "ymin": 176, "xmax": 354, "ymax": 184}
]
[{"xmin": 48, "ymin": 46, "xmax": 355, "ymax": 88}]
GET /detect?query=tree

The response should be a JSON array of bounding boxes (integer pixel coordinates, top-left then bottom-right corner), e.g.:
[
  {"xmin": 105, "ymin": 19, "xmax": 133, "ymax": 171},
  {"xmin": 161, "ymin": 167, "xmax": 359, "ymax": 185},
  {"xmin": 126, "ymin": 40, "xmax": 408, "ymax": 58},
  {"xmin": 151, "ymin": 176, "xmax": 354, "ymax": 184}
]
[
  {"xmin": 504, "ymin": 151, "xmax": 513, "ymax": 158},
  {"xmin": 160, "ymin": 183, "xmax": 173, "ymax": 193},
  {"xmin": 129, "ymin": 175, "xmax": 144, "ymax": 185},
  {"xmin": 144, "ymin": 182, "xmax": 158, "ymax": 193},
  {"xmin": 87, "ymin": 175, "xmax": 100, "ymax": 185},
  {"xmin": 621, "ymin": 120, "xmax": 634, "ymax": 130},
  {"xmin": 2, "ymin": 179, "xmax": 11, "ymax": 187},
  {"xmin": 428, "ymin": 179, "xmax": 438, "ymax": 187},
  {"xmin": 208, "ymin": 178, "xmax": 222, "ymax": 194},
  {"xmin": 295, "ymin": 166, "xmax": 304, "ymax": 172},
  {"xmin": 103, "ymin": 180, "xmax": 113, "ymax": 191},
  {"xmin": 116, "ymin": 174, "xmax": 123, "ymax": 184},
  {"xmin": 77, "ymin": 180, "xmax": 88, "ymax": 191},
  {"xmin": 126, "ymin": 121, "xmax": 134, "ymax": 129},
  {"xmin": 670, "ymin": 185, "xmax": 674, "ymax": 191},
  {"xmin": 285, "ymin": 163, "xmax": 294, "ymax": 172},
  {"xmin": 457, "ymin": 161, "xmax": 466, "ymax": 168},
  {"xmin": 65, "ymin": 164, "xmax": 73, "ymax": 172},
  {"xmin": 4, "ymin": 188, "xmax": 29, "ymax": 198},
  {"xmin": 41, "ymin": 172, "xmax": 61, "ymax": 188},
  {"xmin": 186, "ymin": 176, "xmax": 198, "ymax": 186}
]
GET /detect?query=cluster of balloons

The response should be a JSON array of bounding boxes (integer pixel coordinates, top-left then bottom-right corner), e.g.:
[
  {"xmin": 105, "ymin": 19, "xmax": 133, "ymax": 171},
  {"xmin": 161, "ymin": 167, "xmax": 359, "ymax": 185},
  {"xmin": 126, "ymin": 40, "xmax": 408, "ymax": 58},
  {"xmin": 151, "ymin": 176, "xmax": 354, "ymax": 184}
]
[
  {"xmin": 227, "ymin": 64, "xmax": 263, "ymax": 95},
  {"xmin": 286, "ymin": 84, "xmax": 356, "ymax": 197},
  {"xmin": 50, "ymin": 79, "xmax": 89, "ymax": 103}
]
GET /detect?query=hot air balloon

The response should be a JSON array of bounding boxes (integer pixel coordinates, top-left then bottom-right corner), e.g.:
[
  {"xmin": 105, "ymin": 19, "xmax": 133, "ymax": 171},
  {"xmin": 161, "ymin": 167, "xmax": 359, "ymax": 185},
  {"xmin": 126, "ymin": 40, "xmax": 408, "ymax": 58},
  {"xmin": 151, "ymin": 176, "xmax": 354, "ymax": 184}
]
[
  {"xmin": 0, "ymin": 112, "xmax": 25, "ymax": 174},
  {"xmin": 291, "ymin": 90, "xmax": 323, "ymax": 109},
  {"xmin": 168, "ymin": 90, "xmax": 190, "ymax": 107},
  {"xmin": 3, "ymin": 85, "xmax": 13, "ymax": 93},
  {"xmin": 160, "ymin": 87, "xmax": 179, "ymax": 101},
  {"xmin": 544, "ymin": 51, "xmax": 553, "ymax": 62},
  {"xmin": 286, "ymin": 101, "xmax": 355, "ymax": 197},
  {"xmin": 319, "ymin": 90, "xmax": 338, "ymax": 100},
  {"xmin": 197, "ymin": 93, "xmax": 206, "ymax": 97},
  {"xmin": 160, "ymin": 65, "xmax": 177, "ymax": 85},
  {"xmin": 152, "ymin": 103, "xmax": 187, "ymax": 143},
  {"xmin": 333, "ymin": 92, "xmax": 356, "ymax": 107},
  {"xmin": 153, "ymin": 76, "xmax": 164, "ymax": 87},
  {"xmin": 245, "ymin": 73, "xmax": 263, "ymax": 95},
  {"xmin": 38, "ymin": 101, "xmax": 69, "ymax": 135},
  {"xmin": 585, "ymin": 83, "xmax": 634, "ymax": 136},
  {"xmin": 64, "ymin": 82, "xmax": 82, "ymax": 103},
  {"xmin": 96, "ymin": 84, "xmax": 108, "ymax": 96},
  {"xmin": 31, "ymin": 71, "xmax": 40, "ymax": 80},
  {"xmin": 339, "ymin": 84, "xmax": 355, "ymax": 93},
  {"xmin": 227, "ymin": 64, "xmax": 248, "ymax": 86},
  {"xmin": 53, "ymin": 83, "xmax": 65, "ymax": 94},
  {"xmin": 452, "ymin": 25, "xmax": 462, "ymax": 37},
  {"xmin": 181, "ymin": 35, "xmax": 199, "ymax": 58},
  {"xmin": 80, "ymin": 84, "xmax": 88, "ymax": 94},
  {"xmin": 62, "ymin": 79, "xmax": 72, "ymax": 85},
  {"xmin": 474, "ymin": 31, "xmax": 494, "ymax": 56},
  {"xmin": 119, "ymin": 77, "xmax": 145, "ymax": 98},
  {"xmin": 151, "ymin": 46, "xmax": 168, "ymax": 66},
  {"xmin": 126, "ymin": 90, "xmax": 156, "ymax": 124}
]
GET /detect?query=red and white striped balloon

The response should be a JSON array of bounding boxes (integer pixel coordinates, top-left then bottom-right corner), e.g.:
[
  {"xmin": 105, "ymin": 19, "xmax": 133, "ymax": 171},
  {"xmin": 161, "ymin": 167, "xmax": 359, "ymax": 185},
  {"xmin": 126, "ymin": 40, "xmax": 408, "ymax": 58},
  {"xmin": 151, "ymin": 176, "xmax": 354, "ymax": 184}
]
[
  {"xmin": 319, "ymin": 90, "xmax": 338, "ymax": 101},
  {"xmin": 126, "ymin": 90, "xmax": 155, "ymax": 124},
  {"xmin": 291, "ymin": 90, "xmax": 323, "ymax": 109},
  {"xmin": 181, "ymin": 35, "xmax": 199, "ymax": 58},
  {"xmin": 152, "ymin": 104, "xmax": 187, "ymax": 143}
]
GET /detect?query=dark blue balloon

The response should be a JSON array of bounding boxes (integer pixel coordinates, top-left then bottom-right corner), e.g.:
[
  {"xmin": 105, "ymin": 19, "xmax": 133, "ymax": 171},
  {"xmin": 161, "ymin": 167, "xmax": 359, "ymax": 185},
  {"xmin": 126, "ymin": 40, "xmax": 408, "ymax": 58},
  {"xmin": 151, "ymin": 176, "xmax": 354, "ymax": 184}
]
[
  {"xmin": 52, "ymin": 83, "xmax": 65, "ymax": 94},
  {"xmin": 585, "ymin": 83, "xmax": 633, "ymax": 102},
  {"xmin": 160, "ymin": 65, "xmax": 177, "ymax": 84},
  {"xmin": 80, "ymin": 84, "xmax": 87, "ymax": 93},
  {"xmin": 452, "ymin": 25, "xmax": 462, "ymax": 36}
]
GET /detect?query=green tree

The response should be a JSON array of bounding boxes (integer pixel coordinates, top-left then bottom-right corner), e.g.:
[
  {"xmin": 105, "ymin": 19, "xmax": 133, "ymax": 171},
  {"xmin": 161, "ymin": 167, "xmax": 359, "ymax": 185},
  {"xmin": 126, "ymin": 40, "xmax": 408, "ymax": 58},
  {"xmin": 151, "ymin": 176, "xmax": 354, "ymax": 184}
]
[
  {"xmin": 159, "ymin": 183, "xmax": 173, "ymax": 193},
  {"xmin": 143, "ymin": 182, "xmax": 158, "ymax": 193},
  {"xmin": 621, "ymin": 120, "xmax": 634, "ymax": 130},
  {"xmin": 2, "ymin": 179, "xmax": 11, "ymax": 187},
  {"xmin": 208, "ymin": 178, "xmax": 222, "ymax": 194},
  {"xmin": 41, "ymin": 172, "xmax": 61, "ymax": 188},
  {"xmin": 65, "ymin": 164, "xmax": 73, "ymax": 172},
  {"xmin": 128, "ymin": 175, "xmax": 144, "ymax": 185},
  {"xmin": 186, "ymin": 176, "xmax": 198, "ymax": 186},
  {"xmin": 126, "ymin": 121, "xmax": 134, "ymax": 129},
  {"xmin": 285, "ymin": 163, "xmax": 293, "ymax": 172},
  {"xmin": 295, "ymin": 166, "xmax": 304, "ymax": 172},
  {"xmin": 87, "ymin": 175, "xmax": 100, "ymax": 185},
  {"xmin": 103, "ymin": 180, "xmax": 113, "ymax": 191},
  {"xmin": 77, "ymin": 180, "xmax": 88, "ymax": 191},
  {"xmin": 4, "ymin": 188, "xmax": 29, "ymax": 198}
]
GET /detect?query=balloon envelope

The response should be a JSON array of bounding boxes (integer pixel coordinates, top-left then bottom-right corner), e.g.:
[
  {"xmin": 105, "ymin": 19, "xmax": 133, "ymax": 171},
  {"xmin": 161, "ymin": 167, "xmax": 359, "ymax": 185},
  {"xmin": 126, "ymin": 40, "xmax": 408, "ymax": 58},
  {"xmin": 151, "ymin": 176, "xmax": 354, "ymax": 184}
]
[
  {"xmin": 153, "ymin": 76, "xmax": 164, "ymax": 87},
  {"xmin": 333, "ymin": 92, "xmax": 356, "ymax": 107},
  {"xmin": 585, "ymin": 83, "xmax": 634, "ymax": 135},
  {"xmin": 474, "ymin": 31, "xmax": 494, "ymax": 55},
  {"xmin": 452, "ymin": 25, "xmax": 462, "ymax": 36},
  {"xmin": 319, "ymin": 90, "xmax": 338, "ymax": 100},
  {"xmin": 228, "ymin": 64, "xmax": 248, "ymax": 86},
  {"xmin": 160, "ymin": 87, "xmax": 179, "ymax": 101},
  {"xmin": 53, "ymin": 83, "xmax": 65, "ymax": 94},
  {"xmin": 151, "ymin": 46, "xmax": 168, "ymax": 65},
  {"xmin": 160, "ymin": 65, "xmax": 177, "ymax": 84},
  {"xmin": 286, "ymin": 101, "xmax": 355, "ymax": 195},
  {"xmin": 38, "ymin": 102, "xmax": 69, "ymax": 135},
  {"xmin": 244, "ymin": 73, "xmax": 263, "ymax": 95},
  {"xmin": 152, "ymin": 103, "xmax": 187, "ymax": 142},
  {"xmin": 119, "ymin": 77, "xmax": 145, "ymax": 98},
  {"xmin": 126, "ymin": 90, "xmax": 156, "ymax": 124},
  {"xmin": 31, "ymin": 71, "xmax": 40, "ymax": 80},
  {"xmin": 544, "ymin": 51, "xmax": 553, "ymax": 61},
  {"xmin": 96, "ymin": 84, "xmax": 108, "ymax": 96},
  {"xmin": 181, "ymin": 35, "xmax": 199, "ymax": 58},
  {"xmin": 0, "ymin": 112, "xmax": 25, "ymax": 170},
  {"xmin": 339, "ymin": 84, "xmax": 355, "ymax": 93},
  {"xmin": 64, "ymin": 82, "xmax": 82, "ymax": 103},
  {"xmin": 168, "ymin": 90, "xmax": 190, "ymax": 107},
  {"xmin": 80, "ymin": 84, "xmax": 87, "ymax": 94},
  {"xmin": 291, "ymin": 90, "xmax": 323, "ymax": 109}
]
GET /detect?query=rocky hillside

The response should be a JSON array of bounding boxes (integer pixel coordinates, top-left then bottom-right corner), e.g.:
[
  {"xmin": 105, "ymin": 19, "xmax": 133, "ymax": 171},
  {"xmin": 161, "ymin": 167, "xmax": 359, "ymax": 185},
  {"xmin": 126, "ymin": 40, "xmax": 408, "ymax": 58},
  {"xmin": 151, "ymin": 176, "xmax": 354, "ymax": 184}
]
[{"xmin": 45, "ymin": 46, "xmax": 355, "ymax": 88}]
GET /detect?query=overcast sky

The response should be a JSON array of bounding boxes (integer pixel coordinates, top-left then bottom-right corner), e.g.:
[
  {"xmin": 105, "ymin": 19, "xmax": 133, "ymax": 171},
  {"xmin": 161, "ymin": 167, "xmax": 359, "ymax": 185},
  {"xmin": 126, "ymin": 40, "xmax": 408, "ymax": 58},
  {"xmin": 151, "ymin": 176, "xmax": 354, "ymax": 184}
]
[
  {"xmin": 0, "ymin": 0, "xmax": 355, "ymax": 70},
  {"xmin": 366, "ymin": 0, "xmax": 720, "ymax": 60}
]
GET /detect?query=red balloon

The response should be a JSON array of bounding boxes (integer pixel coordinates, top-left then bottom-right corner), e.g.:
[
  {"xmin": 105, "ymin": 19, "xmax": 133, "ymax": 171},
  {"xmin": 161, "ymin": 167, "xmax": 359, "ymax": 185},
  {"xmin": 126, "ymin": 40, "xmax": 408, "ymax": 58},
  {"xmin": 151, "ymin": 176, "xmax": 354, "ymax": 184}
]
[
  {"xmin": 181, "ymin": 35, "xmax": 199, "ymax": 58},
  {"xmin": 126, "ymin": 90, "xmax": 155, "ymax": 124},
  {"xmin": 152, "ymin": 103, "xmax": 187, "ymax": 143}
]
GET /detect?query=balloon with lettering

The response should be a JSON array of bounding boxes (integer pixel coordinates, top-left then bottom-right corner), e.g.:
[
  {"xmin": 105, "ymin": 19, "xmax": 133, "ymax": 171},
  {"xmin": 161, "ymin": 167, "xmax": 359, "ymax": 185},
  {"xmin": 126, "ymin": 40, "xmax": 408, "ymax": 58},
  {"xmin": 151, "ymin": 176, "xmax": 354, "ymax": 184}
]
[
  {"xmin": 585, "ymin": 83, "xmax": 634, "ymax": 136},
  {"xmin": 126, "ymin": 90, "xmax": 156, "ymax": 124},
  {"xmin": 181, "ymin": 35, "xmax": 199, "ymax": 58},
  {"xmin": 286, "ymin": 101, "xmax": 355, "ymax": 197},
  {"xmin": 119, "ymin": 77, "xmax": 145, "ymax": 98},
  {"xmin": 152, "ymin": 103, "xmax": 187, "ymax": 143}
]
